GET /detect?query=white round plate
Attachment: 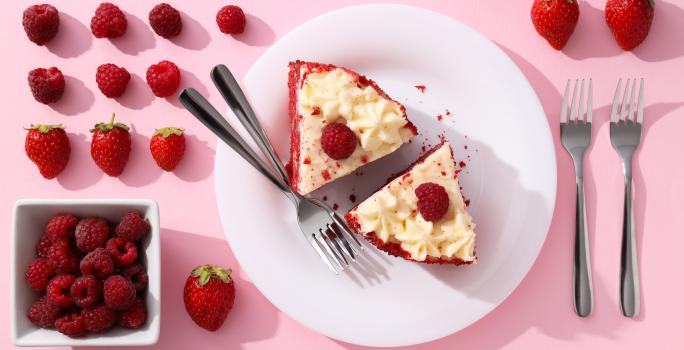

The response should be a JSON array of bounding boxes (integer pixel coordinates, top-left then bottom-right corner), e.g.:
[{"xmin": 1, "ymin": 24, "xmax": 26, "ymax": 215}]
[{"xmin": 215, "ymin": 4, "xmax": 556, "ymax": 347}]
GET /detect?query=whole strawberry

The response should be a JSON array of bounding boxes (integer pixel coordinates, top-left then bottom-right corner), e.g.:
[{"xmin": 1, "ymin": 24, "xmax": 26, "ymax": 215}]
[
  {"xmin": 183, "ymin": 264, "xmax": 235, "ymax": 331},
  {"xmin": 90, "ymin": 115, "xmax": 131, "ymax": 177},
  {"xmin": 25, "ymin": 124, "xmax": 71, "ymax": 179},
  {"xmin": 531, "ymin": 0, "xmax": 580, "ymax": 50},
  {"xmin": 606, "ymin": 0, "xmax": 654, "ymax": 51},
  {"xmin": 150, "ymin": 127, "xmax": 185, "ymax": 171}
]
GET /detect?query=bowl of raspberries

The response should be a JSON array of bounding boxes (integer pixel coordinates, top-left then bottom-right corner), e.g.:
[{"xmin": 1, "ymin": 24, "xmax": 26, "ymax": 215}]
[{"xmin": 11, "ymin": 199, "xmax": 160, "ymax": 346}]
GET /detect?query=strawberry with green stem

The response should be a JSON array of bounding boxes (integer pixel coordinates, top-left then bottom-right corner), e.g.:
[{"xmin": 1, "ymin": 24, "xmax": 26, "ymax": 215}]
[
  {"xmin": 90, "ymin": 114, "xmax": 131, "ymax": 177},
  {"xmin": 25, "ymin": 124, "xmax": 71, "ymax": 179},
  {"xmin": 150, "ymin": 127, "xmax": 185, "ymax": 171},
  {"xmin": 531, "ymin": 0, "xmax": 580, "ymax": 50},
  {"xmin": 183, "ymin": 264, "xmax": 235, "ymax": 331}
]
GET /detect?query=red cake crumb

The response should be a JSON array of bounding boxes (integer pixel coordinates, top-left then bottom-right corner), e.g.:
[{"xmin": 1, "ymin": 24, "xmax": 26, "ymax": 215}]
[
  {"xmin": 437, "ymin": 114, "xmax": 443, "ymax": 121},
  {"xmin": 445, "ymin": 109, "xmax": 451, "ymax": 116},
  {"xmin": 415, "ymin": 85, "xmax": 426, "ymax": 93},
  {"xmin": 459, "ymin": 161, "xmax": 466, "ymax": 168},
  {"xmin": 465, "ymin": 199, "xmax": 471, "ymax": 207},
  {"xmin": 349, "ymin": 194, "xmax": 356, "ymax": 203},
  {"xmin": 322, "ymin": 196, "xmax": 327, "ymax": 201},
  {"xmin": 332, "ymin": 203, "xmax": 339, "ymax": 210},
  {"xmin": 312, "ymin": 107, "xmax": 321, "ymax": 115},
  {"xmin": 360, "ymin": 155, "xmax": 368, "ymax": 164},
  {"xmin": 321, "ymin": 170, "xmax": 331, "ymax": 181},
  {"xmin": 464, "ymin": 145, "xmax": 468, "ymax": 150}
]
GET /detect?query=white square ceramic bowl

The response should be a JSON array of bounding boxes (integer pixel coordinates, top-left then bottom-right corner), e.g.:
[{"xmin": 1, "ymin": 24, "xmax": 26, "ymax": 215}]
[{"xmin": 11, "ymin": 199, "xmax": 160, "ymax": 347}]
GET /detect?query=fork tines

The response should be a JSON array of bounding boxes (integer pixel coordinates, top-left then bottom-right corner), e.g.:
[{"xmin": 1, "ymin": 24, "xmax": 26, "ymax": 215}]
[
  {"xmin": 561, "ymin": 78, "xmax": 593, "ymax": 124},
  {"xmin": 611, "ymin": 78, "xmax": 645, "ymax": 125},
  {"xmin": 312, "ymin": 223, "xmax": 359, "ymax": 272}
]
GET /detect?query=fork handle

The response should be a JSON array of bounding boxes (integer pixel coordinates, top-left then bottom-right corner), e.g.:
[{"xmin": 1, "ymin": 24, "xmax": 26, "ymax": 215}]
[
  {"xmin": 573, "ymin": 177, "xmax": 594, "ymax": 317},
  {"xmin": 620, "ymin": 176, "xmax": 640, "ymax": 317}
]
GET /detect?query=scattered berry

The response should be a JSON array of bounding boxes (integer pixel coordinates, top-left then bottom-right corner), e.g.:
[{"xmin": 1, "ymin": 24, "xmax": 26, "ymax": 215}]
[
  {"xmin": 184, "ymin": 264, "xmax": 235, "ymax": 331},
  {"xmin": 415, "ymin": 85, "xmax": 426, "ymax": 93},
  {"xmin": 22, "ymin": 4, "xmax": 60, "ymax": 45},
  {"xmin": 90, "ymin": 2, "xmax": 127, "ymax": 39},
  {"xmin": 531, "ymin": 0, "xmax": 579, "ymax": 50},
  {"xmin": 80, "ymin": 248, "xmax": 114, "ymax": 278},
  {"xmin": 55, "ymin": 312, "xmax": 87, "ymax": 337},
  {"xmin": 25, "ymin": 124, "xmax": 71, "ymax": 179},
  {"xmin": 26, "ymin": 258, "xmax": 56, "ymax": 291},
  {"xmin": 321, "ymin": 122, "xmax": 357, "ymax": 160},
  {"xmin": 605, "ymin": 0, "xmax": 654, "ymax": 51},
  {"xmin": 149, "ymin": 3, "xmax": 182, "ymax": 38},
  {"xmin": 415, "ymin": 182, "xmax": 450, "ymax": 222},
  {"xmin": 82, "ymin": 303, "xmax": 117, "ymax": 333},
  {"xmin": 45, "ymin": 213, "xmax": 78, "ymax": 241},
  {"xmin": 71, "ymin": 275, "xmax": 103, "ymax": 308},
  {"xmin": 27, "ymin": 296, "xmax": 63, "ymax": 328},
  {"xmin": 146, "ymin": 60, "xmax": 181, "ymax": 97},
  {"xmin": 75, "ymin": 217, "xmax": 110, "ymax": 253},
  {"xmin": 115, "ymin": 211, "xmax": 150, "ymax": 242},
  {"xmin": 106, "ymin": 237, "xmax": 137, "ymax": 267},
  {"xmin": 118, "ymin": 298, "xmax": 147, "ymax": 329},
  {"xmin": 47, "ymin": 240, "xmax": 79, "ymax": 274},
  {"xmin": 46, "ymin": 274, "xmax": 76, "ymax": 308},
  {"xmin": 95, "ymin": 63, "xmax": 130, "ymax": 98},
  {"xmin": 123, "ymin": 264, "xmax": 148, "ymax": 291},
  {"xmin": 27, "ymin": 67, "xmax": 65, "ymax": 104},
  {"xmin": 103, "ymin": 275, "xmax": 136, "ymax": 310},
  {"xmin": 216, "ymin": 5, "xmax": 246, "ymax": 34},
  {"xmin": 150, "ymin": 127, "xmax": 186, "ymax": 171},
  {"xmin": 90, "ymin": 115, "xmax": 131, "ymax": 177}
]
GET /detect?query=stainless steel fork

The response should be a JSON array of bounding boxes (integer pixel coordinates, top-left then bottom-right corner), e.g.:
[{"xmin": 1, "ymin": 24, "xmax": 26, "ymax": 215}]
[
  {"xmin": 560, "ymin": 79, "xmax": 594, "ymax": 317},
  {"xmin": 610, "ymin": 78, "xmax": 644, "ymax": 318}
]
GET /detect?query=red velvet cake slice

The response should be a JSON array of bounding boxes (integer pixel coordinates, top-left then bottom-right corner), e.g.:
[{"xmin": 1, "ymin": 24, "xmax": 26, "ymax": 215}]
[
  {"xmin": 345, "ymin": 141, "xmax": 476, "ymax": 264},
  {"xmin": 287, "ymin": 61, "xmax": 417, "ymax": 195}
]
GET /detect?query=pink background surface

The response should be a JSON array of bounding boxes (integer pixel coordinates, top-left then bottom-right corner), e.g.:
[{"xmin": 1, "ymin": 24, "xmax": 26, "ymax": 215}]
[{"xmin": 2, "ymin": 0, "xmax": 684, "ymax": 348}]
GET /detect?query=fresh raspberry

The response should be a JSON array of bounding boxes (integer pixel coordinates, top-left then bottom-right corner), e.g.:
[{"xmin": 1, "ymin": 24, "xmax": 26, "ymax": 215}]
[
  {"xmin": 103, "ymin": 275, "xmax": 136, "ymax": 310},
  {"xmin": 95, "ymin": 63, "xmax": 130, "ymax": 98},
  {"xmin": 118, "ymin": 298, "xmax": 147, "ymax": 329},
  {"xmin": 75, "ymin": 217, "xmax": 110, "ymax": 253},
  {"xmin": 90, "ymin": 2, "xmax": 127, "ymax": 39},
  {"xmin": 145, "ymin": 60, "xmax": 181, "ymax": 97},
  {"xmin": 80, "ymin": 247, "xmax": 114, "ymax": 278},
  {"xmin": 123, "ymin": 264, "xmax": 148, "ymax": 291},
  {"xmin": 82, "ymin": 303, "xmax": 117, "ymax": 333},
  {"xmin": 71, "ymin": 275, "xmax": 102, "ymax": 308},
  {"xmin": 27, "ymin": 67, "xmax": 65, "ymax": 104},
  {"xmin": 321, "ymin": 122, "xmax": 357, "ymax": 160},
  {"xmin": 115, "ymin": 211, "xmax": 150, "ymax": 242},
  {"xmin": 46, "ymin": 274, "xmax": 76, "ymax": 308},
  {"xmin": 216, "ymin": 5, "xmax": 246, "ymax": 34},
  {"xmin": 36, "ymin": 234, "xmax": 55, "ymax": 257},
  {"xmin": 26, "ymin": 257, "xmax": 56, "ymax": 291},
  {"xmin": 45, "ymin": 213, "xmax": 78, "ymax": 241},
  {"xmin": 27, "ymin": 296, "xmax": 63, "ymax": 328},
  {"xmin": 149, "ymin": 3, "xmax": 182, "ymax": 38},
  {"xmin": 46, "ymin": 240, "xmax": 79, "ymax": 274},
  {"xmin": 106, "ymin": 237, "xmax": 138, "ymax": 267},
  {"xmin": 55, "ymin": 312, "xmax": 87, "ymax": 337},
  {"xmin": 22, "ymin": 4, "xmax": 60, "ymax": 45},
  {"xmin": 415, "ymin": 183, "xmax": 450, "ymax": 222}
]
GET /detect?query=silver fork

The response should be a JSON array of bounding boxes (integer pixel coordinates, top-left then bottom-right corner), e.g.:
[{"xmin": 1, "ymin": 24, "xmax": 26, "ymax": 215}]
[
  {"xmin": 560, "ymin": 78, "xmax": 594, "ymax": 317},
  {"xmin": 610, "ymin": 78, "xmax": 644, "ymax": 318},
  {"xmin": 179, "ymin": 88, "xmax": 361, "ymax": 274}
]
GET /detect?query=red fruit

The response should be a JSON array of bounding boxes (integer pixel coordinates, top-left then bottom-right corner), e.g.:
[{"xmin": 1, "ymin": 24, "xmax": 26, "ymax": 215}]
[
  {"xmin": 106, "ymin": 237, "xmax": 137, "ymax": 267},
  {"xmin": 96, "ymin": 63, "xmax": 130, "ymax": 98},
  {"xmin": 46, "ymin": 240, "xmax": 79, "ymax": 274},
  {"xmin": 36, "ymin": 234, "xmax": 56, "ymax": 257},
  {"xmin": 27, "ymin": 67, "xmax": 65, "ymax": 104},
  {"xmin": 26, "ymin": 258, "xmax": 56, "ymax": 291},
  {"xmin": 146, "ymin": 60, "xmax": 180, "ymax": 97},
  {"xmin": 75, "ymin": 217, "xmax": 110, "ymax": 253},
  {"xmin": 25, "ymin": 124, "xmax": 71, "ymax": 179},
  {"xmin": 82, "ymin": 303, "xmax": 117, "ymax": 333},
  {"xmin": 150, "ymin": 127, "xmax": 186, "ymax": 171},
  {"xmin": 415, "ymin": 182, "xmax": 450, "ymax": 222},
  {"xmin": 27, "ymin": 296, "xmax": 63, "ymax": 328},
  {"xmin": 115, "ymin": 211, "xmax": 150, "ymax": 242},
  {"xmin": 71, "ymin": 275, "xmax": 103, "ymax": 308},
  {"xmin": 55, "ymin": 312, "xmax": 87, "ymax": 337},
  {"xmin": 22, "ymin": 4, "xmax": 60, "ymax": 45},
  {"xmin": 531, "ymin": 0, "xmax": 580, "ymax": 50},
  {"xmin": 605, "ymin": 0, "xmax": 654, "ymax": 51},
  {"xmin": 183, "ymin": 264, "xmax": 235, "ymax": 331},
  {"xmin": 46, "ymin": 274, "xmax": 76, "ymax": 308},
  {"xmin": 321, "ymin": 123, "xmax": 357, "ymax": 160},
  {"xmin": 216, "ymin": 5, "xmax": 246, "ymax": 34},
  {"xmin": 80, "ymin": 247, "xmax": 114, "ymax": 278},
  {"xmin": 118, "ymin": 298, "xmax": 147, "ymax": 329},
  {"xmin": 149, "ymin": 3, "xmax": 182, "ymax": 38},
  {"xmin": 123, "ymin": 264, "xmax": 148, "ymax": 291},
  {"xmin": 90, "ymin": 2, "xmax": 127, "ymax": 39},
  {"xmin": 90, "ymin": 115, "xmax": 131, "ymax": 177},
  {"xmin": 103, "ymin": 275, "xmax": 136, "ymax": 310},
  {"xmin": 45, "ymin": 213, "xmax": 78, "ymax": 241}
]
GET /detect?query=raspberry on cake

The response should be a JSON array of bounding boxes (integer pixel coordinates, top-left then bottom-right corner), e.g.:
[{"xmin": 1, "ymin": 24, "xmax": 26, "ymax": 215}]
[
  {"xmin": 345, "ymin": 141, "xmax": 476, "ymax": 264},
  {"xmin": 288, "ymin": 61, "xmax": 417, "ymax": 194}
]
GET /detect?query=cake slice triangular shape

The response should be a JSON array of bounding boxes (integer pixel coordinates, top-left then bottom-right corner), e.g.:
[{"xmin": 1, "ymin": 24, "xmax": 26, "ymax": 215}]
[
  {"xmin": 345, "ymin": 141, "xmax": 476, "ymax": 264},
  {"xmin": 287, "ymin": 61, "xmax": 418, "ymax": 195}
]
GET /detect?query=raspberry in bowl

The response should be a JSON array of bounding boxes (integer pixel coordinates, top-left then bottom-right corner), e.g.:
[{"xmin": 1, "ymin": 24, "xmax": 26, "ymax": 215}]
[{"xmin": 11, "ymin": 199, "xmax": 160, "ymax": 346}]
